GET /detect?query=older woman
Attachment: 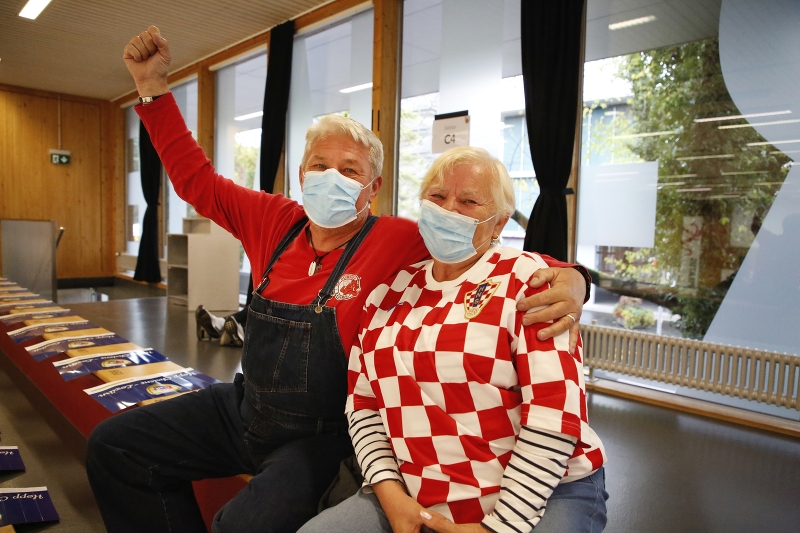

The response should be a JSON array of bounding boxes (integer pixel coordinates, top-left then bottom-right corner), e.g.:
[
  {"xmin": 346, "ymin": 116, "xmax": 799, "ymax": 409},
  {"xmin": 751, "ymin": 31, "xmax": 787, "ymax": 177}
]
[{"xmin": 299, "ymin": 147, "xmax": 608, "ymax": 533}]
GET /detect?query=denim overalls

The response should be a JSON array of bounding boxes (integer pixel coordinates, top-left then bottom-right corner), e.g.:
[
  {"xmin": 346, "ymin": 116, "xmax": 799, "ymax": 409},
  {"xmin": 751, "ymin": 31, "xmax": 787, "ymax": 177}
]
[
  {"xmin": 86, "ymin": 215, "xmax": 379, "ymax": 533},
  {"xmin": 239, "ymin": 215, "xmax": 378, "ymax": 459}
]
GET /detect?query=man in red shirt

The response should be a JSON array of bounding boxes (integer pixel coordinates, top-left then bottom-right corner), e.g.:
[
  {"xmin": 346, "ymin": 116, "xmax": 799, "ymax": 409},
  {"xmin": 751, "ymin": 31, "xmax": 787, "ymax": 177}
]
[{"xmin": 86, "ymin": 26, "xmax": 590, "ymax": 533}]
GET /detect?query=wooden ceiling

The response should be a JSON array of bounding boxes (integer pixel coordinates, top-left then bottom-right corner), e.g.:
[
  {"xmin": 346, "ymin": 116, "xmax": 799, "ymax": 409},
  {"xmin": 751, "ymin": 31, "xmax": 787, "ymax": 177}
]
[{"xmin": 0, "ymin": 0, "xmax": 333, "ymax": 101}]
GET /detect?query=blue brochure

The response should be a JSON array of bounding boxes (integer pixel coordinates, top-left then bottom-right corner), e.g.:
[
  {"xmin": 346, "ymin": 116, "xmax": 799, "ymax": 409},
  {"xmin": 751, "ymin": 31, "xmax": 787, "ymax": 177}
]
[
  {"xmin": 0, "ymin": 447, "xmax": 25, "ymax": 471},
  {"xmin": 53, "ymin": 349, "xmax": 168, "ymax": 381},
  {"xmin": 0, "ymin": 308, "xmax": 71, "ymax": 325},
  {"xmin": 85, "ymin": 368, "xmax": 221, "ymax": 412},
  {"xmin": 8, "ymin": 320, "xmax": 95, "ymax": 344},
  {"xmin": 25, "ymin": 334, "xmax": 131, "ymax": 362},
  {"xmin": 0, "ymin": 487, "xmax": 59, "ymax": 526}
]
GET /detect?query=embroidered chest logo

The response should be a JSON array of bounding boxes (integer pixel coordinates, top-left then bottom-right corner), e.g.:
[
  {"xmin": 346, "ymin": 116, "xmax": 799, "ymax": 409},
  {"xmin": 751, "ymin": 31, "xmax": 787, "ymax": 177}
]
[
  {"xmin": 333, "ymin": 274, "xmax": 362, "ymax": 300},
  {"xmin": 464, "ymin": 279, "xmax": 501, "ymax": 319}
]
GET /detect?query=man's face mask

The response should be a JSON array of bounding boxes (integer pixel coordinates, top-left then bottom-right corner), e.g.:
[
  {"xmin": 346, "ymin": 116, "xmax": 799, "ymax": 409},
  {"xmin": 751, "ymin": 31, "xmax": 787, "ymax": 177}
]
[{"xmin": 302, "ymin": 168, "xmax": 375, "ymax": 228}]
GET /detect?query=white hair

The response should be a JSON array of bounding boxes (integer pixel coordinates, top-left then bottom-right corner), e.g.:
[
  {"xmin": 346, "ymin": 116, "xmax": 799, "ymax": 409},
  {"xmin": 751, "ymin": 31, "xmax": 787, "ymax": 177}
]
[
  {"xmin": 302, "ymin": 115, "xmax": 384, "ymax": 178},
  {"xmin": 419, "ymin": 146, "xmax": 516, "ymax": 217}
]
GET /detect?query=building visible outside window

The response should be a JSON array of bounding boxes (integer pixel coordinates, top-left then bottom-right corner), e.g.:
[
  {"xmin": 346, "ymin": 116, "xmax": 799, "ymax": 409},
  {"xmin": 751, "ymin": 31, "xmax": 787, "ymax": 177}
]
[
  {"xmin": 215, "ymin": 51, "xmax": 268, "ymax": 282},
  {"xmin": 287, "ymin": 9, "xmax": 374, "ymax": 201}
]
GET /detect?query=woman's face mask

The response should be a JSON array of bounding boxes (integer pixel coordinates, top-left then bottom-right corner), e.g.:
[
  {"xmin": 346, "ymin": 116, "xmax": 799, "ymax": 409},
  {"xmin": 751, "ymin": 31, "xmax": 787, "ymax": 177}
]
[
  {"xmin": 302, "ymin": 168, "xmax": 375, "ymax": 228},
  {"xmin": 418, "ymin": 199, "xmax": 497, "ymax": 264}
]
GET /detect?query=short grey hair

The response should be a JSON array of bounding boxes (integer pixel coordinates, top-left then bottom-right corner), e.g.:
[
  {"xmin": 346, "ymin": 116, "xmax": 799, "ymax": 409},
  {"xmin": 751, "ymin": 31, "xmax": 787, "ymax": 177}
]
[
  {"xmin": 419, "ymin": 146, "xmax": 516, "ymax": 217},
  {"xmin": 302, "ymin": 115, "xmax": 384, "ymax": 178}
]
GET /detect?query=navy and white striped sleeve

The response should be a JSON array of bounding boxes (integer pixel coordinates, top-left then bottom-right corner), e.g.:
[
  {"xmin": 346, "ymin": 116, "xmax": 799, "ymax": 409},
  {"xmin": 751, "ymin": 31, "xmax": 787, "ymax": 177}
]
[
  {"xmin": 347, "ymin": 409, "xmax": 404, "ymax": 486},
  {"xmin": 481, "ymin": 426, "xmax": 577, "ymax": 533}
]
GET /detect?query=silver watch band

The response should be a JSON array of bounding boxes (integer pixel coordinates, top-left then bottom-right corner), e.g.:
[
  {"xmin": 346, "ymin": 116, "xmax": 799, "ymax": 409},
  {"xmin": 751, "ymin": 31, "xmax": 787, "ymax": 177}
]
[{"xmin": 138, "ymin": 94, "xmax": 165, "ymax": 105}]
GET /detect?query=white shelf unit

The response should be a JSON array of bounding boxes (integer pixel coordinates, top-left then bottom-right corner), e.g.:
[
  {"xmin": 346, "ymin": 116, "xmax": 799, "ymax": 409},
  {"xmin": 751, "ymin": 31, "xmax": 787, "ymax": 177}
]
[{"xmin": 166, "ymin": 218, "xmax": 240, "ymax": 312}]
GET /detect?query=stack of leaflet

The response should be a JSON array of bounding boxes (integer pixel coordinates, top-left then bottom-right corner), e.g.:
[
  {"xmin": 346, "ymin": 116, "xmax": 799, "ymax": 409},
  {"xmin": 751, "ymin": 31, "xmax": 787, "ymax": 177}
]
[
  {"xmin": 1, "ymin": 280, "xmax": 220, "ymax": 413},
  {"xmin": 0, "ymin": 282, "xmax": 61, "ymax": 528},
  {"xmin": 1, "ymin": 446, "xmax": 59, "ymax": 530}
]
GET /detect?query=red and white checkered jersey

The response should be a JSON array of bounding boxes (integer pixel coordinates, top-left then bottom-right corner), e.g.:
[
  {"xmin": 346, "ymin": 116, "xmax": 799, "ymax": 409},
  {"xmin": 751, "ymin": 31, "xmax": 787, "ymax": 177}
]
[{"xmin": 347, "ymin": 246, "xmax": 606, "ymax": 531}]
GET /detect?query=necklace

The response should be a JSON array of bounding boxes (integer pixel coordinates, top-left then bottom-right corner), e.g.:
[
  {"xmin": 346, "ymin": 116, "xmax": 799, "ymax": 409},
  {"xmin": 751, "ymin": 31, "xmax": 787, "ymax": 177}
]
[{"xmin": 307, "ymin": 230, "xmax": 353, "ymax": 276}]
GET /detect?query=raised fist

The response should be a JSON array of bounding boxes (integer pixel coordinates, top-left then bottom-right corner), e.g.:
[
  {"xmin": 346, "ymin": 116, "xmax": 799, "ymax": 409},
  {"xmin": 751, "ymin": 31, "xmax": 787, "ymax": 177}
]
[{"xmin": 123, "ymin": 25, "xmax": 171, "ymax": 97}]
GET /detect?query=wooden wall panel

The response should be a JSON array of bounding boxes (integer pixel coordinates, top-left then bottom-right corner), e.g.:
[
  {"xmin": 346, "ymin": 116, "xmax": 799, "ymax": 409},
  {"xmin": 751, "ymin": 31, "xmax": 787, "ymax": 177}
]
[{"xmin": 0, "ymin": 87, "xmax": 112, "ymax": 279}]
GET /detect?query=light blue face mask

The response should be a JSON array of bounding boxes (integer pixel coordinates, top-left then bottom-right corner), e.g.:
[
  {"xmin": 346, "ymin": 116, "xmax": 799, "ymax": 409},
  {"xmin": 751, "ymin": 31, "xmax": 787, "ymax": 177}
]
[
  {"xmin": 302, "ymin": 168, "xmax": 374, "ymax": 228},
  {"xmin": 418, "ymin": 199, "xmax": 497, "ymax": 264}
]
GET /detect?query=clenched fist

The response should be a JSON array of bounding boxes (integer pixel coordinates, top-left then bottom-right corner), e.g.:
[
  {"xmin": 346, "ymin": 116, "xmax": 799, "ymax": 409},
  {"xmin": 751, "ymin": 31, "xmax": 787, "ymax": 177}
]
[{"xmin": 123, "ymin": 25, "xmax": 171, "ymax": 97}]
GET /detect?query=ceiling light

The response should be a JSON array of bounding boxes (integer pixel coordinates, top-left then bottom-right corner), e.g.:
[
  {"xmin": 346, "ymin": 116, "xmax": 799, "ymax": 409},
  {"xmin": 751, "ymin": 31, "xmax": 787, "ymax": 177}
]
[
  {"xmin": 612, "ymin": 129, "xmax": 679, "ymax": 139},
  {"xmin": 659, "ymin": 182, "xmax": 686, "ymax": 186},
  {"xmin": 707, "ymin": 194, "xmax": 740, "ymax": 199},
  {"xmin": 676, "ymin": 154, "xmax": 734, "ymax": 161},
  {"xmin": 770, "ymin": 149, "xmax": 800, "ymax": 154},
  {"xmin": 747, "ymin": 139, "xmax": 800, "ymax": 146},
  {"xmin": 19, "ymin": 0, "xmax": 53, "ymax": 19},
  {"xmin": 340, "ymin": 82, "xmax": 373, "ymax": 94},
  {"xmin": 720, "ymin": 170, "xmax": 771, "ymax": 176},
  {"xmin": 661, "ymin": 173, "xmax": 698, "ymax": 179},
  {"xmin": 694, "ymin": 110, "xmax": 791, "ymax": 123},
  {"xmin": 676, "ymin": 188, "xmax": 712, "ymax": 192},
  {"xmin": 609, "ymin": 15, "xmax": 657, "ymax": 30},
  {"xmin": 234, "ymin": 111, "xmax": 263, "ymax": 121},
  {"xmin": 718, "ymin": 118, "xmax": 800, "ymax": 130}
]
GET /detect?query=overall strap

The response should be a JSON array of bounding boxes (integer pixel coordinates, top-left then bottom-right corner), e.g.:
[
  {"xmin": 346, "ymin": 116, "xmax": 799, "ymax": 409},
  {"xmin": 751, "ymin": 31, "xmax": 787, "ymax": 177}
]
[
  {"xmin": 313, "ymin": 215, "xmax": 379, "ymax": 312},
  {"xmin": 254, "ymin": 217, "xmax": 309, "ymax": 295}
]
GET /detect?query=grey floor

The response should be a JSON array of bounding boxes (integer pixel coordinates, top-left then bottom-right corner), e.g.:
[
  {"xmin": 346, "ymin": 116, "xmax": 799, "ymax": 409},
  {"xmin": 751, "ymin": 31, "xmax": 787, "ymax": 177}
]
[
  {"xmin": 2, "ymin": 296, "xmax": 800, "ymax": 532},
  {"xmin": 0, "ymin": 365, "xmax": 105, "ymax": 532}
]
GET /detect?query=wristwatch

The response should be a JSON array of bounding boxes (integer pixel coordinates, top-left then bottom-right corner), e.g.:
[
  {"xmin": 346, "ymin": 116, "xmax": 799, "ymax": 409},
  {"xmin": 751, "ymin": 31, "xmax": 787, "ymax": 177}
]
[{"xmin": 138, "ymin": 94, "xmax": 165, "ymax": 105}]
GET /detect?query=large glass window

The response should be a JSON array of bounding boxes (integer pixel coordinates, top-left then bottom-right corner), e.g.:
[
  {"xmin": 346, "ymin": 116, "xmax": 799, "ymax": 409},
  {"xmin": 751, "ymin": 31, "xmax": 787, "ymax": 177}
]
[
  {"xmin": 125, "ymin": 80, "xmax": 197, "ymax": 266},
  {"xmin": 215, "ymin": 51, "xmax": 268, "ymax": 279},
  {"xmin": 125, "ymin": 105, "xmax": 143, "ymax": 257},
  {"xmin": 577, "ymin": 0, "xmax": 799, "ymax": 357},
  {"xmin": 398, "ymin": 0, "xmax": 533, "ymax": 248},
  {"xmin": 164, "ymin": 80, "xmax": 198, "ymax": 249},
  {"xmin": 287, "ymin": 9, "xmax": 374, "ymax": 201}
]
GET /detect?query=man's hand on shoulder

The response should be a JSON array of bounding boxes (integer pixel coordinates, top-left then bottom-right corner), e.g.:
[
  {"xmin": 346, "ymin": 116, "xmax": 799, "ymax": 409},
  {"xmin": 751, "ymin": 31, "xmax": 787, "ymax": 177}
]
[
  {"xmin": 123, "ymin": 25, "xmax": 171, "ymax": 97},
  {"xmin": 517, "ymin": 267, "xmax": 586, "ymax": 354}
]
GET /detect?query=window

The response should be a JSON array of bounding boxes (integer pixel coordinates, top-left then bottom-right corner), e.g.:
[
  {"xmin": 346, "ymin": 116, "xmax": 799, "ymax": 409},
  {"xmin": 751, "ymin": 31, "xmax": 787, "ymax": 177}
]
[
  {"xmin": 125, "ymin": 105, "xmax": 143, "ymax": 256},
  {"xmin": 575, "ymin": 0, "xmax": 800, "ymax": 421},
  {"xmin": 215, "ymin": 51, "xmax": 268, "ymax": 279},
  {"xmin": 577, "ymin": 0, "xmax": 799, "ymax": 360},
  {"xmin": 164, "ymin": 80, "xmax": 198, "ymax": 255},
  {"xmin": 287, "ymin": 9, "xmax": 374, "ymax": 201},
  {"xmin": 124, "ymin": 80, "xmax": 197, "ymax": 268},
  {"xmin": 398, "ymin": 0, "xmax": 533, "ymax": 248}
]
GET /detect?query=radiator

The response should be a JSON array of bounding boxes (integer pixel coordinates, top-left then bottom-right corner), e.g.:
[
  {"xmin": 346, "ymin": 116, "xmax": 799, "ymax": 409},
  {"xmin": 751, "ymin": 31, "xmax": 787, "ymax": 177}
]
[{"xmin": 580, "ymin": 325, "xmax": 799, "ymax": 410}]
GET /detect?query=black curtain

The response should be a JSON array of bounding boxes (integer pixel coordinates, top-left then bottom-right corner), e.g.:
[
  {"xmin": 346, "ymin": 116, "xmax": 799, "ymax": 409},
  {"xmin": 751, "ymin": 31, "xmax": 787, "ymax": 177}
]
[
  {"xmin": 245, "ymin": 20, "xmax": 294, "ymax": 307},
  {"xmin": 521, "ymin": 0, "xmax": 585, "ymax": 261},
  {"xmin": 133, "ymin": 121, "xmax": 163, "ymax": 283},
  {"xmin": 259, "ymin": 20, "xmax": 295, "ymax": 193}
]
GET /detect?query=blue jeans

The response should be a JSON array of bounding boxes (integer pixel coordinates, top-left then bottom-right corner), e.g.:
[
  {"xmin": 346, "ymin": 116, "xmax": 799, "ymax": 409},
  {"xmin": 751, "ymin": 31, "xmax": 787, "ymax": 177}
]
[
  {"xmin": 86, "ymin": 380, "xmax": 354, "ymax": 533},
  {"xmin": 298, "ymin": 467, "xmax": 608, "ymax": 533}
]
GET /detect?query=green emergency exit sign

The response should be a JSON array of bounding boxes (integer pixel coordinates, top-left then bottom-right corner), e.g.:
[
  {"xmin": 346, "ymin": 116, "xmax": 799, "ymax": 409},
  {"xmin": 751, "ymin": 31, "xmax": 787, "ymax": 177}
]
[{"xmin": 49, "ymin": 149, "xmax": 71, "ymax": 165}]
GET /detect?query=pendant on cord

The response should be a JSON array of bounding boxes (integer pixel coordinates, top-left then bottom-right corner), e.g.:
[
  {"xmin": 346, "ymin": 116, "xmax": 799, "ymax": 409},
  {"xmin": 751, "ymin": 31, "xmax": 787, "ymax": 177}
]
[{"xmin": 308, "ymin": 261, "xmax": 320, "ymax": 276}]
